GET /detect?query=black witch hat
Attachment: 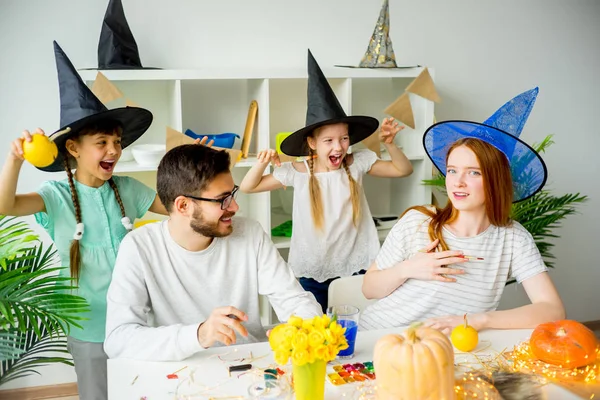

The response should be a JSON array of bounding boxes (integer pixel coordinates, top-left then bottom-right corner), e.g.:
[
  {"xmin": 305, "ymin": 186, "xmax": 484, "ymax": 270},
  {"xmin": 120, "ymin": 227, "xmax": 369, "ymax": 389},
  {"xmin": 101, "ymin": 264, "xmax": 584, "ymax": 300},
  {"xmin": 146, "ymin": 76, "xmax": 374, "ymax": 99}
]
[
  {"xmin": 41, "ymin": 41, "xmax": 153, "ymax": 172},
  {"xmin": 97, "ymin": 0, "xmax": 156, "ymax": 69},
  {"xmin": 280, "ymin": 50, "xmax": 379, "ymax": 156}
]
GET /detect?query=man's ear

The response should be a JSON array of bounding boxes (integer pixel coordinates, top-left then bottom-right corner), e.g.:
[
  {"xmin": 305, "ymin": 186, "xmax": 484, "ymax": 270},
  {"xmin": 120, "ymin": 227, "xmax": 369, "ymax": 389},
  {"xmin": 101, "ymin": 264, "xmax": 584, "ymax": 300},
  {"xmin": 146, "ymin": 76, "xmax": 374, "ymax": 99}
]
[
  {"xmin": 173, "ymin": 195, "xmax": 193, "ymax": 216},
  {"xmin": 65, "ymin": 138, "xmax": 79, "ymax": 158}
]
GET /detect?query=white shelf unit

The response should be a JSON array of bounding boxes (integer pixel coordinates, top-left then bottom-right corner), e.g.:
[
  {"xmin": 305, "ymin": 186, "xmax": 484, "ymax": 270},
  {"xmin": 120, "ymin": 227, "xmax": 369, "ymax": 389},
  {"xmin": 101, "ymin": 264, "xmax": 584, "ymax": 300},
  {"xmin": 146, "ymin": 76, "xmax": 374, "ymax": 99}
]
[{"xmin": 79, "ymin": 67, "xmax": 435, "ymax": 324}]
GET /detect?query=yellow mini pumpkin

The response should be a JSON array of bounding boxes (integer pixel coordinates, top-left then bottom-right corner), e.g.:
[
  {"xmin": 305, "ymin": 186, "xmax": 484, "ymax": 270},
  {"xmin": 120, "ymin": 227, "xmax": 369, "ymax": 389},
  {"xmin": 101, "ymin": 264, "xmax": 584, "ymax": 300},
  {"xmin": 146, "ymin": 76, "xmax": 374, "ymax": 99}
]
[
  {"xmin": 373, "ymin": 324, "xmax": 456, "ymax": 400},
  {"xmin": 451, "ymin": 314, "xmax": 479, "ymax": 352},
  {"xmin": 22, "ymin": 134, "xmax": 58, "ymax": 168}
]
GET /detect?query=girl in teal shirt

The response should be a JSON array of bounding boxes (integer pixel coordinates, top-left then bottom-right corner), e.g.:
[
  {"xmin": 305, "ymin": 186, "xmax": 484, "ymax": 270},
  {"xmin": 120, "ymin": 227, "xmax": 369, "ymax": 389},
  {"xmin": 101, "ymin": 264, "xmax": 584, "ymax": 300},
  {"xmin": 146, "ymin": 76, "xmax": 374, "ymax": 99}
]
[{"xmin": 0, "ymin": 42, "xmax": 167, "ymax": 400}]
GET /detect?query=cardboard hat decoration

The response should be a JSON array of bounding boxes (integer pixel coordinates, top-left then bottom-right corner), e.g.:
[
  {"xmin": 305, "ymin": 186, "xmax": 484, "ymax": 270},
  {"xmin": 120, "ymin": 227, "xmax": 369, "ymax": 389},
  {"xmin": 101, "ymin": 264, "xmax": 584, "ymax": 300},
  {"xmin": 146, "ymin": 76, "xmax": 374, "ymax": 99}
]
[
  {"xmin": 280, "ymin": 50, "xmax": 379, "ymax": 157},
  {"xmin": 41, "ymin": 41, "xmax": 153, "ymax": 172},
  {"xmin": 423, "ymin": 87, "xmax": 548, "ymax": 202},
  {"xmin": 97, "ymin": 0, "xmax": 156, "ymax": 69}
]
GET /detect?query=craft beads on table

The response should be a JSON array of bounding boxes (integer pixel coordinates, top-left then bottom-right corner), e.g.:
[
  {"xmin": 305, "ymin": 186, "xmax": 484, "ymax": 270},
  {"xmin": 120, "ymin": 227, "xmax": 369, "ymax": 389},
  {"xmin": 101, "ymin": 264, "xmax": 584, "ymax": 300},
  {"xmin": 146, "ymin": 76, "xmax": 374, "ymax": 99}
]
[{"xmin": 328, "ymin": 361, "xmax": 376, "ymax": 385}]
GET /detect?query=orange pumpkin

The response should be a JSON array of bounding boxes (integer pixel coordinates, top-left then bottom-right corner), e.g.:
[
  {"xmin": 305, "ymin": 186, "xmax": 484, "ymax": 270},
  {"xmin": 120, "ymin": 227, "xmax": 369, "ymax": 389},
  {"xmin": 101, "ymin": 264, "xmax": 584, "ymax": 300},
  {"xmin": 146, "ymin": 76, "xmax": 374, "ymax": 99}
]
[
  {"xmin": 530, "ymin": 320, "xmax": 598, "ymax": 368},
  {"xmin": 373, "ymin": 324, "xmax": 456, "ymax": 400}
]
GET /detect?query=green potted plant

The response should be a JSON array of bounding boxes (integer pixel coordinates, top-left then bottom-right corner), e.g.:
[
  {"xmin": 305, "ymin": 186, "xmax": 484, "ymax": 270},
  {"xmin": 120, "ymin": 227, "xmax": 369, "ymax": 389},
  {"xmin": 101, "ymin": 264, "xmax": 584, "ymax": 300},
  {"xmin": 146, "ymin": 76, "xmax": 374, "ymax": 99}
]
[
  {"xmin": 0, "ymin": 215, "xmax": 89, "ymax": 385},
  {"xmin": 423, "ymin": 135, "xmax": 587, "ymax": 281}
]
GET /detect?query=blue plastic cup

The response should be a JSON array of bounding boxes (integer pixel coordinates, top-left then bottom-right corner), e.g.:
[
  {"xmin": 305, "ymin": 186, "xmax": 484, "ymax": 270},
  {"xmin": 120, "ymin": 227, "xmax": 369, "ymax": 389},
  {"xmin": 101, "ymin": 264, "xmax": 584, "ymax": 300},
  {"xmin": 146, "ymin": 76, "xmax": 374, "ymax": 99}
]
[{"xmin": 326, "ymin": 305, "xmax": 360, "ymax": 359}]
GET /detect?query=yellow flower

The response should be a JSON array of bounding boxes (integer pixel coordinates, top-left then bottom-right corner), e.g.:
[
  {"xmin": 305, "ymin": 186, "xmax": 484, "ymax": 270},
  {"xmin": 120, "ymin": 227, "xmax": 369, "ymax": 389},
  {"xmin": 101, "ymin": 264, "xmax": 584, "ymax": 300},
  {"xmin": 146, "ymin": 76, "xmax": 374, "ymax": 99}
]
[
  {"xmin": 292, "ymin": 348, "xmax": 310, "ymax": 366},
  {"xmin": 314, "ymin": 344, "xmax": 329, "ymax": 360},
  {"xmin": 329, "ymin": 321, "xmax": 346, "ymax": 339},
  {"xmin": 302, "ymin": 319, "xmax": 314, "ymax": 331},
  {"xmin": 281, "ymin": 325, "xmax": 298, "ymax": 344},
  {"xmin": 274, "ymin": 349, "xmax": 290, "ymax": 365},
  {"xmin": 269, "ymin": 316, "xmax": 352, "ymax": 365},
  {"xmin": 288, "ymin": 315, "xmax": 303, "ymax": 328},
  {"xmin": 308, "ymin": 330, "xmax": 325, "ymax": 348},
  {"xmin": 269, "ymin": 324, "xmax": 287, "ymax": 349},
  {"xmin": 292, "ymin": 331, "xmax": 309, "ymax": 350}
]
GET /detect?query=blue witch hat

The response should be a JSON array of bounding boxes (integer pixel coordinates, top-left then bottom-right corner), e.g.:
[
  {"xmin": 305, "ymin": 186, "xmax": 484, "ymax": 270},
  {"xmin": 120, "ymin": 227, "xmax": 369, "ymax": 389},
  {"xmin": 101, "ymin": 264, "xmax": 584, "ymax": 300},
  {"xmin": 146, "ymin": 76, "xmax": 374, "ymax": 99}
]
[{"xmin": 423, "ymin": 87, "xmax": 547, "ymax": 202}]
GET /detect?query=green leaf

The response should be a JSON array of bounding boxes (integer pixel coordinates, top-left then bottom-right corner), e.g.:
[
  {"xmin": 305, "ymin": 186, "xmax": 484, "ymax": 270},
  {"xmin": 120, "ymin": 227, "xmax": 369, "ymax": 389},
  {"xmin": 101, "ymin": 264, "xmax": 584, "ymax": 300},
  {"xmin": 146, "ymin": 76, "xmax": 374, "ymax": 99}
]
[{"xmin": 0, "ymin": 215, "xmax": 89, "ymax": 384}]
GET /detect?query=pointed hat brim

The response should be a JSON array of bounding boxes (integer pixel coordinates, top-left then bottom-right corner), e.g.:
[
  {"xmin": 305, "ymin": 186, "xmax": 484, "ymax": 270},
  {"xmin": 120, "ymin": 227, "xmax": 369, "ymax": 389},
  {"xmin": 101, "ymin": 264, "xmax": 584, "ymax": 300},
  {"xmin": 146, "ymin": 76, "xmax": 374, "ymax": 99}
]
[
  {"xmin": 280, "ymin": 115, "xmax": 379, "ymax": 157},
  {"xmin": 40, "ymin": 106, "xmax": 153, "ymax": 172},
  {"xmin": 423, "ymin": 120, "xmax": 548, "ymax": 203}
]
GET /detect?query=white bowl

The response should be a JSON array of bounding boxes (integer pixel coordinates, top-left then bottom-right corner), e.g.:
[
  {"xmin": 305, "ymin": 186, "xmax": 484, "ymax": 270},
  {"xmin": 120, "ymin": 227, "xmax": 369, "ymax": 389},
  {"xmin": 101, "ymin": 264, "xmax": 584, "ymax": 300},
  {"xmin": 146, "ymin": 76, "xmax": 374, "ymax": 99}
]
[
  {"xmin": 131, "ymin": 144, "xmax": 166, "ymax": 167},
  {"xmin": 120, "ymin": 148, "xmax": 134, "ymax": 162}
]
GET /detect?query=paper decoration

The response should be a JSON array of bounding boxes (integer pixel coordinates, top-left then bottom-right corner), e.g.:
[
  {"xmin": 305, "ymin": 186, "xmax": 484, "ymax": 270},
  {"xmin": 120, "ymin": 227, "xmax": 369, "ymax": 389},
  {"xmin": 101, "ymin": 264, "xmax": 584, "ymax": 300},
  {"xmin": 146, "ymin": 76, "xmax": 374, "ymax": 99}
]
[
  {"xmin": 91, "ymin": 71, "xmax": 123, "ymax": 104},
  {"xmin": 406, "ymin": 68, "xmax": 441, "ymax": 103},
  {"xmin": 166, "ymin": 127, "xmax": 241, "ymax": 169},
  {"xmin": 384, "ymin": 92, "xmax": 415, "ymax": 129},
  {"xmin": 384, "ymin": 67, "xmax": 440, "ymax": 129},
  {"xmin": 125, "ymin": 98, "xmax": 139, "ymax": 107},
  {"xmin": 361, "ymin": 131, "xmax": 382, "ymax": 157}
]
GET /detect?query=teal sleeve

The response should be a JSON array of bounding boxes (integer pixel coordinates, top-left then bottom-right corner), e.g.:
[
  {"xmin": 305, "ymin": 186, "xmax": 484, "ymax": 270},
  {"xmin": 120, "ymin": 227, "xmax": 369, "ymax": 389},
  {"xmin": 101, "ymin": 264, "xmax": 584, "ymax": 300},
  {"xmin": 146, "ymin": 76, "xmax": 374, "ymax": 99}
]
[
  {"xmin": 34, "ymin": 181, "xmax": 60, "ymax": 233},
  {"xmin": 115, "ymin": 176, "xmax": 157, "ymax": 219}
]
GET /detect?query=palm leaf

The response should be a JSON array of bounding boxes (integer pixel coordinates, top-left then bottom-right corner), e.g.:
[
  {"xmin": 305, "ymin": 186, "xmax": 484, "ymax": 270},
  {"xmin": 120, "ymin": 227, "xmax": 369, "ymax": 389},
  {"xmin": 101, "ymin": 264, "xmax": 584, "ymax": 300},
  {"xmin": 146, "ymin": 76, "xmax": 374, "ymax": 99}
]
[
  {"xmin": 0, "ymin": 322, "xmax": 73, "ymax": 386},
  {"xmin": 0, "ymin": 247, "xmax": 89, "ymax": 336},
  {"xmin": 0, "ymin": 217, "xmax": 38, "ymax": 271},
  {"xmin": 512, "ymin": 191, "xmax": 588, "ymax": 268},
  {"xmin": 0, "ymin": 332, "xmax": 25, "ymax": 361},
  {"xmin": 0, "ymin": 215, "xmax": 89, "ymax": 385}
]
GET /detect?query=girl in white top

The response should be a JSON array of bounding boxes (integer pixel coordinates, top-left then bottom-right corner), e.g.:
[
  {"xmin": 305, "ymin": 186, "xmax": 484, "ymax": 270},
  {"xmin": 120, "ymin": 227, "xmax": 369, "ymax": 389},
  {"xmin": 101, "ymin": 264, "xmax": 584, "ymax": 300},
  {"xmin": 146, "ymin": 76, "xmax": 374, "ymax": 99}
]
[
  {"xmin": 360, "ymin": 88, "xmax": 565, "ymax": 333},
  {"xmin": 240, "ymin": 50, "xmax": 413, "ymax": 311}
]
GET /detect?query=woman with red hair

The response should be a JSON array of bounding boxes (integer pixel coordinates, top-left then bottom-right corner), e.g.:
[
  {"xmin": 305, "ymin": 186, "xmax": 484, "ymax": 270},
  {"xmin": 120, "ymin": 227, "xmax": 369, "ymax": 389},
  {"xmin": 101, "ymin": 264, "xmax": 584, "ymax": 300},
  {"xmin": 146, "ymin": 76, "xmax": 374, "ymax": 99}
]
[{"xmin": 360, "ymin": 88, "xmax": 565, "ymax": 333}]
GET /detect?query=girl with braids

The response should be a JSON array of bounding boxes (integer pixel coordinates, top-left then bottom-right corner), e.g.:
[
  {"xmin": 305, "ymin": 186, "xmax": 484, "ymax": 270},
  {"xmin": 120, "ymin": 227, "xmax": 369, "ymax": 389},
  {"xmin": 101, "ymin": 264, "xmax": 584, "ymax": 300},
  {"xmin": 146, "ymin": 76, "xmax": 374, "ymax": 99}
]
[
  {"xmin": 240, "ymin": 50, "xmax": 413, "ymax": 312},
  {"xmin": 0, "ymin": 42, "xmax": 167, "ymax": 400}
]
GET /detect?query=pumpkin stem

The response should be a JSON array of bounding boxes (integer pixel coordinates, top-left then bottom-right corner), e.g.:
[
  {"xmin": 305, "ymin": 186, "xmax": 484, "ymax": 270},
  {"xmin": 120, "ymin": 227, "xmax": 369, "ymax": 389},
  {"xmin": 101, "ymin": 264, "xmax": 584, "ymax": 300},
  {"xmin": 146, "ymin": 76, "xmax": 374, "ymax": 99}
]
[
  {"xmin": 556, "ymin": 327, "xmax": 566, "ymax": 337},
  {"xmin": 407, "ymin": 322, "xmax": 423, "ymax": 344},
  {"xmin": 464, "ymin": 314, "xmax": 468, "ymax": 328}
]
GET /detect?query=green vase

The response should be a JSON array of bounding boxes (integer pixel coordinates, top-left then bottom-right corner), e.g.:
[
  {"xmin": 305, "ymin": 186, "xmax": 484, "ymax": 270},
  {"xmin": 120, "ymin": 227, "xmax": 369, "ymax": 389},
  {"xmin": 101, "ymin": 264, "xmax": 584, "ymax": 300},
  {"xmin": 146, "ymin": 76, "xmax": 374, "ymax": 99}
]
[{"xmin": 292, "ymin": 359, "xmax": 326, "ymax": 400}]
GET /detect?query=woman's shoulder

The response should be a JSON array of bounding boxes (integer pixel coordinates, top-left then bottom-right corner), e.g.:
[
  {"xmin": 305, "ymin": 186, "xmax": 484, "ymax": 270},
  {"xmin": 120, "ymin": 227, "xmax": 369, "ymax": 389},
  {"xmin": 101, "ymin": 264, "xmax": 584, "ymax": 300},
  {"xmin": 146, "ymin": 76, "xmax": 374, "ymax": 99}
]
[{"xmin": 390, "ymin": 206, "xmax": 434, "ymax": 234}]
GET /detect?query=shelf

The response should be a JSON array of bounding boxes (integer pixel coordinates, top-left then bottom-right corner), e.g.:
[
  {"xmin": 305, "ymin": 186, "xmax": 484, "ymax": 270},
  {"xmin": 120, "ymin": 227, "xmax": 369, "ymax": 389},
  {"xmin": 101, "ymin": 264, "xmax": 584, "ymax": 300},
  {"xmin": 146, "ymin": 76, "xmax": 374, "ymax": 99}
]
[
  {"xmin": 271, "ymin": 226, "xmax": 392, "ymax": 250},
  {"xmin": 114, "ymin": 156, "xmax": 257, "ymax": 173},
  {"xmin": 379, "ymin": 151, "xmax": 425, "ymax": 161},
  {"xmin": 78, "ymin": 67, "xmax": 428, "ymax": 82}
]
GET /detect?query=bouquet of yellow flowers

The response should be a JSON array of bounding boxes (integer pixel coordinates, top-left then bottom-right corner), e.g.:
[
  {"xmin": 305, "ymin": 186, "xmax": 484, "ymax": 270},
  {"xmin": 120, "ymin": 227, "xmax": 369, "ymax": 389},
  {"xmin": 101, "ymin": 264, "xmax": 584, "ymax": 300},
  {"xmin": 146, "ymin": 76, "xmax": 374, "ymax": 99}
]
[{"xmin": 269, "ymin": 315, "xmax": 349, "ymax": 366}]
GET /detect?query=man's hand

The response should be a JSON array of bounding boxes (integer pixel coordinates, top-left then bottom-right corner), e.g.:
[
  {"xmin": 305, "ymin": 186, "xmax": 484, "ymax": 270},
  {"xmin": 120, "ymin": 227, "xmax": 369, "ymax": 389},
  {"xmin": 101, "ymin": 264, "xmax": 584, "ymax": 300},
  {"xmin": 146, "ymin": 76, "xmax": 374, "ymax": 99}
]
[{"xmin": 197, "ymin": 306, "xmax": 249, "ymax": 348}]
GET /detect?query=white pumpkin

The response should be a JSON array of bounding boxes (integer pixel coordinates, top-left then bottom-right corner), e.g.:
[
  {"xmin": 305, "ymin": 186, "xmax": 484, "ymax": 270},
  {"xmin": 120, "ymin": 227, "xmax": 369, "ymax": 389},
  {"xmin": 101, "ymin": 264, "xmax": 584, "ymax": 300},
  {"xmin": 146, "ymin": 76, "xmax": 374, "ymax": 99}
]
[{"xmin": 373, "ymin": 325, "xmax": 456, "ymax": 400}]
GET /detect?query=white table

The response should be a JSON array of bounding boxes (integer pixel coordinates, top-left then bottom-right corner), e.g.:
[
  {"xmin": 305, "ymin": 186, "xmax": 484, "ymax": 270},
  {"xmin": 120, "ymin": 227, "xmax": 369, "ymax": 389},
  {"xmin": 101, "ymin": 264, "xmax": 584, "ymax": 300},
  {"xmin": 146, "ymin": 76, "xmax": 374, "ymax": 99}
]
[{"xmin": 108, "ymin": 328, "xmax": 582, "ymax": 399}]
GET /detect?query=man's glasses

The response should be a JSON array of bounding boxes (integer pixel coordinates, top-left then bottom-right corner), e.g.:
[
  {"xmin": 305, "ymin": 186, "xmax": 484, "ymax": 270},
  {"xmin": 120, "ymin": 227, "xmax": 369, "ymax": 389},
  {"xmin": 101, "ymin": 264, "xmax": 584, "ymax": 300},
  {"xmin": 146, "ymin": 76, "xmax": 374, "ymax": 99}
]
[{"xmin": 184, "ymin": 185, "xmax": 239, "ymax": 210}]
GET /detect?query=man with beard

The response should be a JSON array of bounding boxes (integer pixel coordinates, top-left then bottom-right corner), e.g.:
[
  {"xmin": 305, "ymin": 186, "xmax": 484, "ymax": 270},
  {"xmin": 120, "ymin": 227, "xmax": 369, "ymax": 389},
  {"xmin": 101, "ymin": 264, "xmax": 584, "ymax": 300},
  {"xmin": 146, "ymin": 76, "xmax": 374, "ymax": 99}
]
[{"xmin": 104, "ymin": 144, "xmax": 321, "ymax": 361}]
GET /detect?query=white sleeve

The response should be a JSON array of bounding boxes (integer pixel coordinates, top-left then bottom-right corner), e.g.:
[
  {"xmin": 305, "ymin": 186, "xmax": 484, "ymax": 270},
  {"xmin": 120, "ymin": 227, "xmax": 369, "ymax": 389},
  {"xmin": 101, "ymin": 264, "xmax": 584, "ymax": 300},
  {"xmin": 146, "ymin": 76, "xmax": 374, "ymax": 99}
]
[
  {"xmin": 254, "ymin": 224, "xmax": 322, "ymax": 320},
  {"xmin": 375, "ymin": 210, "xmax": 424, "ymax": 270},
  {"xmin": 104, "ymin": 235, "xmax": 204, "ymax": 361},
  {"xmin": 352, "ymin": 149, "xmax": 378, "ymax": 175},
  {"xmin": 272, "ymin": 162, "xmax": 296, "ymax": 187},
  {"xmin": 509, "ymin": 225, "xmax": 548, "ymax": 283}
]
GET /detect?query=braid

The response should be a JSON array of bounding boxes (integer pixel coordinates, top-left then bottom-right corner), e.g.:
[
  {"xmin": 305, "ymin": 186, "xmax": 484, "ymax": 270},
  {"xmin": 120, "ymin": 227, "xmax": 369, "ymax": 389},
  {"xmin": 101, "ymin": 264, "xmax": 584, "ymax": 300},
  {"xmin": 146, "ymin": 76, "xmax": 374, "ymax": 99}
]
[
  {"xmin": 64, "ymin": 154, "xmax": 82, "ymax": 282},
  {"xmin": 342, "ymin": 157, "xmax": 361, "ymax": 227},
  {"xmin": 108, "ymin": 178, "xmax": 133, "ymax": 231},
  {"xmin": 307, "ymin": 148, "xmax": 324, "ymax": 231}
]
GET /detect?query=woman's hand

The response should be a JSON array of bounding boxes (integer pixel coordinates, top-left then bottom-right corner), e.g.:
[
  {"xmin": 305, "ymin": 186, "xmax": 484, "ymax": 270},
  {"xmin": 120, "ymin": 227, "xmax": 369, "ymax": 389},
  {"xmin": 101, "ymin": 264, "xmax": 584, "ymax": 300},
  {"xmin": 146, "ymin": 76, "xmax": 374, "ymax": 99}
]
[
  {"xmin": 423, "ymin": 313, "xmax": 486, "ymax": 335},
  {"xmin": 400, "ymin": 239, "xmax": 468, "ymax": 283}
]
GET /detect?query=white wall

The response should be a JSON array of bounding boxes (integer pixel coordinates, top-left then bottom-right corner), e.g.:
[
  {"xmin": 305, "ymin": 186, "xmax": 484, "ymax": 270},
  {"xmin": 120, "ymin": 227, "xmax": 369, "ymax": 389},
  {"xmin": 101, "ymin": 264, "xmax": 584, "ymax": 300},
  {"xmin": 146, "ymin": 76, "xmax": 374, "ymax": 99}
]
[{"xmin": 1, "ymin": 0, "xmax": 598, "ymax": 389}]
